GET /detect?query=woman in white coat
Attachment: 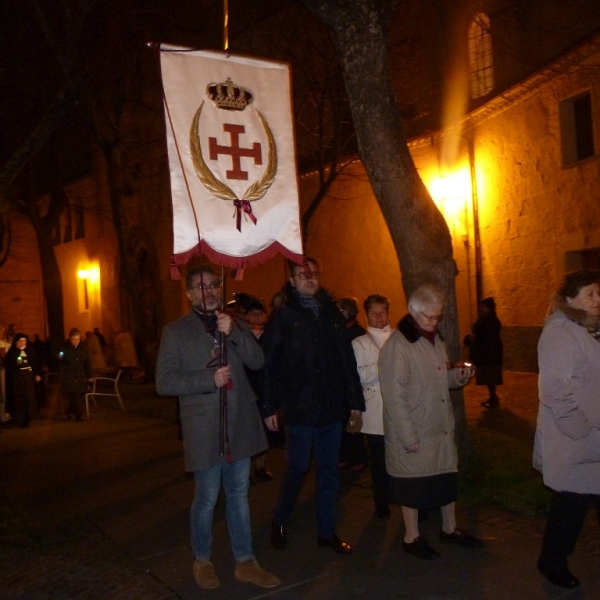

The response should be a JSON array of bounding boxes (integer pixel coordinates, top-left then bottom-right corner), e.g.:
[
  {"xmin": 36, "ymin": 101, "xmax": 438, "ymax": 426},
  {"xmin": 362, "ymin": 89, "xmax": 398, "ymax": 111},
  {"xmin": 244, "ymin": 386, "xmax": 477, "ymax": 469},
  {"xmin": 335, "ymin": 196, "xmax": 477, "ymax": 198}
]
[
  {"xmin": 379, "ymin": 284, "xmax": 480, "ymax": 560},
  {"xmin": 352, "ymin": 294, "xmax": 393, "ymax": 518},
  {"xmin": 534, "ymin": 269, "xmax": 600, "ymax": 589}
]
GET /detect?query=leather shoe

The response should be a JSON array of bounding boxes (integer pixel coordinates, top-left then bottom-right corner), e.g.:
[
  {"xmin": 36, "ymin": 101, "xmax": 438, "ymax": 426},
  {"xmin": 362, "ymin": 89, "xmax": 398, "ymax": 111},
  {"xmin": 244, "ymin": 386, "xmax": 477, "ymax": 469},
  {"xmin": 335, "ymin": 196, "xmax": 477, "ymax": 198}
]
[
  {"xmin": 481, "ymin": 399, "xmax": 500, "ymax": 408},
  {"xmin": 235, "ymin": 559, "xmax": 280, "ymax": 588},
  {"xmin": 254, "ymin": 467, "xmax": 274, "ymax": 482},
  {"xmin": 537, "ymin": 560, "xmax": 580, "ymax": 588},
  {"xmin": 317, "ymin": 533, "xmax": 353, "ymax": 554},
  {"xmin": 193, "ymin": 559, "xmax": 220, "ymax": 589},
  {"xmin": 439, "ymin": 528, "xmax": 482, "ymax": 548},
  {"xmin": 376, "ymin": 504, "xmax": 391, "ymax": 519},
  {"xmin": 270, "ymin": 520, "xmax": 286, "ymax": 549},
  {"xmin": 403, "ymin": 536, "xmax": 440, "ymax": 559}
]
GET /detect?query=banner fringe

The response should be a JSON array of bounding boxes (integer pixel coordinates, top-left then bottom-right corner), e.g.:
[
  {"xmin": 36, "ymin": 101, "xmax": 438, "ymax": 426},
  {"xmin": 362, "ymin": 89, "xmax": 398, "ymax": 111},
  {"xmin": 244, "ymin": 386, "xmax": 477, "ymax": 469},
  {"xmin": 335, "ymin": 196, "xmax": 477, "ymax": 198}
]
[{"xmin": 171, "ymin": 240, "xmax": 303, "ymax": 271}]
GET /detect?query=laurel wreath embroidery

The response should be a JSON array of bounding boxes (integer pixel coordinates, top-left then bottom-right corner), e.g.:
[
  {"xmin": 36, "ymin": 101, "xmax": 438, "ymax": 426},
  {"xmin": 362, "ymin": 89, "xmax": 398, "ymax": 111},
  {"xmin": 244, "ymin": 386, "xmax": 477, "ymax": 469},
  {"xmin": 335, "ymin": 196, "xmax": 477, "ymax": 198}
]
[{"xmin": 189, "ymin": 101, "xmax": 277, "ymax": 203}]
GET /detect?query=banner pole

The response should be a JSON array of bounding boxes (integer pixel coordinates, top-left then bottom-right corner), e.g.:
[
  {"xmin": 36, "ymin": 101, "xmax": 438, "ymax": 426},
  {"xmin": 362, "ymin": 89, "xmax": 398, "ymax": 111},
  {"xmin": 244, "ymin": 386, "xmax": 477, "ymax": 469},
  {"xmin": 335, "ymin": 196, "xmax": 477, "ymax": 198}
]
[
  {"xmin": 219, "ymin": 265, "xmax": 227, "ymax": 456},
  {"xmin": 223, "ymin": 0, "xmax": 229, "ymax": 51}
]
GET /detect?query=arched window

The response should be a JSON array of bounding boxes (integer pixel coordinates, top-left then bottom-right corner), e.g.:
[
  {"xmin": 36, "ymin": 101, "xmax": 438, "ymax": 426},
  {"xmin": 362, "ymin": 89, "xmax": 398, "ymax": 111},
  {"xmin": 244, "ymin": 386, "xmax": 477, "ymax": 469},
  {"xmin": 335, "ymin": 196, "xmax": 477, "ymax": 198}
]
[{"xmin": 469, "ymin": 12, "xmax": 494, "ymax": 99}]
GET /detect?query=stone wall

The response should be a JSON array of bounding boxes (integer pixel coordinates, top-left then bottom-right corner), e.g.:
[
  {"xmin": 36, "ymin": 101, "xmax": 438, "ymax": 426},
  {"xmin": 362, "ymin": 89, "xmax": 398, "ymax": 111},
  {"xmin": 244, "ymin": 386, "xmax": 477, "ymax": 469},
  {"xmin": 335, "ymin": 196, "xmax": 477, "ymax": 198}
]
[{"xmin": 502, "ymin": 326, "xmax": 542, "ymax": 373}]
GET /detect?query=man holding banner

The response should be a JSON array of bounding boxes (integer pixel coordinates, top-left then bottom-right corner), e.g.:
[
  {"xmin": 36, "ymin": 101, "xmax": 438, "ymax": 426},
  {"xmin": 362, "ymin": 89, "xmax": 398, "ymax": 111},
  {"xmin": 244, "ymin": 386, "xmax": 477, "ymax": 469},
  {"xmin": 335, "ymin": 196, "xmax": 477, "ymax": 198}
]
[{"xmin": 156, "ymin": 266, "xmax": 280, "ymax": 590}]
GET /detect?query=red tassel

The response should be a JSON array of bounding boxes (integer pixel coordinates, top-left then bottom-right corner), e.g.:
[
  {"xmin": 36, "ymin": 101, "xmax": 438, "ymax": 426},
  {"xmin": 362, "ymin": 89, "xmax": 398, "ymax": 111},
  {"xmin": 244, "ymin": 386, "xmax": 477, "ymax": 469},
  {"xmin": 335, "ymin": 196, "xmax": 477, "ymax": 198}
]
[{"xmin": 170, "ymin": 259, "xmax": 181, "ymax": 280}]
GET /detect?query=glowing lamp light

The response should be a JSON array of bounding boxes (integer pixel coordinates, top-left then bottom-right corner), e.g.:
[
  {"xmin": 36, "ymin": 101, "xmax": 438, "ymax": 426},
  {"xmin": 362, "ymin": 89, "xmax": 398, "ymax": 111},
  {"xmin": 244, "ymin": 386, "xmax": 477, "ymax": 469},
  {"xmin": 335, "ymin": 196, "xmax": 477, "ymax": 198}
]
[
  {"xmin": 428, "ymin": 172, "xmax": 470, "ymax": 239},
  {"xmin": 77, "ymin": 265, "xmax": 100, "ymax": 282},
  {"xmin": 88, "ymin": 267, "xmax": 100, "ymax": 282}
]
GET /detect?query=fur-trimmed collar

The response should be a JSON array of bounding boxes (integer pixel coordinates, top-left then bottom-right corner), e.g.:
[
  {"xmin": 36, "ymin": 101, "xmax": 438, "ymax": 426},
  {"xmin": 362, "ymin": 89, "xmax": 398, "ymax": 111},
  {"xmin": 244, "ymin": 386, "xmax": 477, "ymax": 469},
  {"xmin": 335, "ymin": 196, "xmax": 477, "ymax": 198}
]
[{"xmin": 551, "ymin": 294, "xmax": 600, "ymax": 341}]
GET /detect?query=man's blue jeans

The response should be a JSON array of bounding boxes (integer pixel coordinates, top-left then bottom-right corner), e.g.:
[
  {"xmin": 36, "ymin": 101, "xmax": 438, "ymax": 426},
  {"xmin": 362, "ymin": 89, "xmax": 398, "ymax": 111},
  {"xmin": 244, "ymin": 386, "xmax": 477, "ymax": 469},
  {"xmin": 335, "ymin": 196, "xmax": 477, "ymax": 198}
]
[
  {"xmin": 191, "ymin": 458, "xmax": 254, "ymax": 563},
  {"xmin": 274, "ymin": 421, "xmax": 342, "ymax": 539}
]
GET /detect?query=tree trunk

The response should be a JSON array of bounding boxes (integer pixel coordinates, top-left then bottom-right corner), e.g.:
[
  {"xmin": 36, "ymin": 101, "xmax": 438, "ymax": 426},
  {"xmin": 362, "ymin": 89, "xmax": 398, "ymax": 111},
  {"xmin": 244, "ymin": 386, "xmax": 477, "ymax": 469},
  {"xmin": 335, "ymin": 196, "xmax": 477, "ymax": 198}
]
[
  {"xmin": 22, "ymin": 189, "xmax": 66, "ymax": 363},
  {"xmin": 104, "ymin": 145, "xmax": 155, "ymax": 376},
  {"xmin": 303, "ymin": 0, "xmax": 472, "ymax": 466}
]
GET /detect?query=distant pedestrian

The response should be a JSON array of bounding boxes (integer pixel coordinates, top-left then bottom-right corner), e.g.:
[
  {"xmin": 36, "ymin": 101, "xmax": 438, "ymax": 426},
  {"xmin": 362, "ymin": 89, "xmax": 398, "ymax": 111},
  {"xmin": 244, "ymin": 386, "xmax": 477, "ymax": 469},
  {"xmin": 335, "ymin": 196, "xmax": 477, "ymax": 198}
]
[
  {"xmin": 60, "ymin": 329, "xmax": 93, "ymax": 421},
  {"xmin": 156, "ymin": 266, "xmax": 280, "ymax": 590},
  {"xmin": 32, "ymin": 334, "xmax": 47, "ymax": 369},
  {"xmin": 4, "ymin": 333, "xmax": 41, "ymax": 427},
  {"xmin": 380, "ymin": 284, "xmax": 480, "ymax": 560},
  {"xmin": 464, "ymin": 297, "xmax": 503, "ymax": 408},
  {"xmin": 93, "ymin": 327, "xmax": 106, "ymax": 350},
  {"xmin": 85, "ymin": 330, "xmax": 106, "ymax": 371},
  {"xmin": 534, "ymin": 269, "xmax": 600, "ymax": 589}
]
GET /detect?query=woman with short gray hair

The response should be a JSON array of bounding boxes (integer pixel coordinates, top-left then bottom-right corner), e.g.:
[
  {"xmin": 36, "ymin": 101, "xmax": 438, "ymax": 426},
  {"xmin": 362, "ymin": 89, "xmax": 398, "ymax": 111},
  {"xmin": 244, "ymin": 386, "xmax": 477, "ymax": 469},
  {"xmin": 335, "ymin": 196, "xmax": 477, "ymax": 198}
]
[{"xmin": 379, "ymin": 284, "xmax": 480, "ymax": 560}]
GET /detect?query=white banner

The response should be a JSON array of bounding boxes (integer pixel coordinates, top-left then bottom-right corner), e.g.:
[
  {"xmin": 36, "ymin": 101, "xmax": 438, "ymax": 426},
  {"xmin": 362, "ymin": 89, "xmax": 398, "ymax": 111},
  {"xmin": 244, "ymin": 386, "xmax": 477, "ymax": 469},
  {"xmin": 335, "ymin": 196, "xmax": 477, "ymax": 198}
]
[{"xmin": 159, "ymin": 45, "xmax": 303, "ymax": 269}]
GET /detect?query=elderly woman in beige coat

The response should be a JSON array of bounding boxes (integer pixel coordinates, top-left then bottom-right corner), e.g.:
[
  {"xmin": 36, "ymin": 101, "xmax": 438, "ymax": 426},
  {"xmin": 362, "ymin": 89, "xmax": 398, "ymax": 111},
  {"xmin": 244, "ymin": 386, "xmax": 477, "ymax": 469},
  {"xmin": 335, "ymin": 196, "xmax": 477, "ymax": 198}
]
[
  {"xmin": 534, "ymin": 269, "xmax": 600, "ymax": 589},
  {"xmin": 379, "ymin": 284, "xmax": 480, "ymax": 560}
]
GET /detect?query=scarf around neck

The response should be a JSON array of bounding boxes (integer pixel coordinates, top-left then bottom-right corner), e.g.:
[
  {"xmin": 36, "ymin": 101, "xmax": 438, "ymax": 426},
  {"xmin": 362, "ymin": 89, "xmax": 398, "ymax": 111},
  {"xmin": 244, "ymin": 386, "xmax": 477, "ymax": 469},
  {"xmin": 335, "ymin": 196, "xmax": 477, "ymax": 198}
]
[{"xmin": 551, "ymin": 294, "xmax": 600, "ymax": 342}]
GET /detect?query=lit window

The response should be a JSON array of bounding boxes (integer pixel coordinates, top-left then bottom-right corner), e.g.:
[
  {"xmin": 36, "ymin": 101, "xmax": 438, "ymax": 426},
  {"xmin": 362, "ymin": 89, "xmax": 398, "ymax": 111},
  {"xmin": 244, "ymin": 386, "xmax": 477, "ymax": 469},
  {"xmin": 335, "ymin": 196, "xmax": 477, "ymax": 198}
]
[
  {"xmin": 559, "ymin": 92, "xmax": 595, "ymax": 166},
  {"xmin": 469, "ymin": 13, "xmax": 494, "ymax": 100}
]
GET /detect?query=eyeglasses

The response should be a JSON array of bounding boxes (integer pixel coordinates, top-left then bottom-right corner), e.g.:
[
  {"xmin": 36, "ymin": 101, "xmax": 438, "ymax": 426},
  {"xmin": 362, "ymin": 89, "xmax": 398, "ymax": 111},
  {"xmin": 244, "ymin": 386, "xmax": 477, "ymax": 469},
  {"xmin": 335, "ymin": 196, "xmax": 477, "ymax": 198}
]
[
  {"xmin": 293, "ymin": 271, "xmax": 319, "ymax": 281},
  {"xmin": 420, "ymin": 311, "xmax": 443, "ymax": 323},
  {"xmin": 190, "ymin": 281, "xmax": 221, "ymax": 292}
]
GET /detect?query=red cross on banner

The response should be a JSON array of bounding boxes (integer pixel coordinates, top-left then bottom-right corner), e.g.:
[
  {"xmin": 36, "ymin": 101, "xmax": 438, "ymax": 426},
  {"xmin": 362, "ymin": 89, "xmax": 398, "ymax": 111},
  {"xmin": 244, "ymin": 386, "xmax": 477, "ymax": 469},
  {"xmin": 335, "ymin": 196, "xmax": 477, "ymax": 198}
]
[{"xmin": 209, "ymin": 123, "xmax": 262, "ymax": 180}]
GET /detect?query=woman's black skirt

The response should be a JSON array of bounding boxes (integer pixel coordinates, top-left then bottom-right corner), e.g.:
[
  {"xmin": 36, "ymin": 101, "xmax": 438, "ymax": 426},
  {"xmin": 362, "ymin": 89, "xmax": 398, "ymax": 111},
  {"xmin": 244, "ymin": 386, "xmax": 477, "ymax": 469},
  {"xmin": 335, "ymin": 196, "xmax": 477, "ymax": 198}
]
[{"xmin": 390, "ymin": 472, "xmax": 458, "ymax": 510}]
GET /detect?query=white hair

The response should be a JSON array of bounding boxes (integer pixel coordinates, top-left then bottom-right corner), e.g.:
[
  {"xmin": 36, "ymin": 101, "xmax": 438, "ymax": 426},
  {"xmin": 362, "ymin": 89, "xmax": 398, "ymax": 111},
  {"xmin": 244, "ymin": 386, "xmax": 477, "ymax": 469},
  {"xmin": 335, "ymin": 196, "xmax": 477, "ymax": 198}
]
[{"xmin": 407, "ymin": 284, "xmax": 446, "ymax": 314}]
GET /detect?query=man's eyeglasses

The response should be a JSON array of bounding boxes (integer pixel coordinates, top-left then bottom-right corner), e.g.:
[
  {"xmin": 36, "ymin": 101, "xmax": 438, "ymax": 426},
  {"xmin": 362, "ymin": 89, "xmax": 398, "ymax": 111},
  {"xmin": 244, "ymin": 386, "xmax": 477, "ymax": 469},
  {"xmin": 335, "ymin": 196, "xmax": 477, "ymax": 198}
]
[
  {"xmin": 189, "ymin": 281, "xmax": 221, "ymax": 292},
  {"xmin": 420, "ymin": 311, "xmax": 443, "ymax": 323},
  {"xmin": 293, "ymin": 271, "xmax": 319, "ymax": 281}
]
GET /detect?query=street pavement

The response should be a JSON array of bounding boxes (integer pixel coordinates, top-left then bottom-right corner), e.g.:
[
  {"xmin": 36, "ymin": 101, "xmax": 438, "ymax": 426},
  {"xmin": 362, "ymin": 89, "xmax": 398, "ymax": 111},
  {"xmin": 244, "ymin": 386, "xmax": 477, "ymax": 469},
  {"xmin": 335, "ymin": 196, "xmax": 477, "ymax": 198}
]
[{"xmin": 1, "ymin": 372, "xmax": 598, "ymax": 599}]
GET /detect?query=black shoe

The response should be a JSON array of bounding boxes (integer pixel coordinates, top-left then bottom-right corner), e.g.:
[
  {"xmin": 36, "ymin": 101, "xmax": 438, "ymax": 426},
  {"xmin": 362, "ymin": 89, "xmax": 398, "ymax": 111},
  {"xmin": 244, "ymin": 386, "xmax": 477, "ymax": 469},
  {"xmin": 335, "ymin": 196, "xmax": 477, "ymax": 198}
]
[
  {"xmin": 376, "ymin": 504, "xmax": 391, "ymax": 519},
  {"xmin": 481, "ymin": 399, "xmax": 499, "ymax": 408},
  {"xmin": 403, "ymin": 536, "xmax": 439, "ymax": 560},
  {"xmin": 254, "ymin": 467, "xmax": 273, "ymax": 482},
  {"xmin": 439, "ymin": 528, "xmax": 482, "ymax": 548},
  {"xmin": 270, "ymin": 521, "xmax": 286, "ymax": 550},
  {"xmin": 537, "ymin": 560, "xmax": 580, "ymax": 588},
  {"xmin": 317, "ymin": 533, "xmax": 353, "ymax": 554}
]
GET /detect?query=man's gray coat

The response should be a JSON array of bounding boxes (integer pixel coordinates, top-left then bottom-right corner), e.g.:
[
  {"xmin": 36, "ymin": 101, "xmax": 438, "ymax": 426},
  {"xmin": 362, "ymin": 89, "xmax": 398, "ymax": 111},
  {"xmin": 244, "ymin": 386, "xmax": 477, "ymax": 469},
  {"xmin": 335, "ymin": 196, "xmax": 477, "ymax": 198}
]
[{"xmin": 156, "ymin": 311, "xmax": 267, "ymax": 472}]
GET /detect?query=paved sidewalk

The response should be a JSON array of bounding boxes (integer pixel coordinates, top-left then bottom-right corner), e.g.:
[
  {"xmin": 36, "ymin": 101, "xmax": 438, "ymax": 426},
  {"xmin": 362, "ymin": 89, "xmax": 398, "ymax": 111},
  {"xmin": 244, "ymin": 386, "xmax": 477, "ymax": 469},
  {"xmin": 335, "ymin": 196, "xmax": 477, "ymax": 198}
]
[{"xmin": 1, "ymin": 373, "xmax": 598, "ymax": 599}]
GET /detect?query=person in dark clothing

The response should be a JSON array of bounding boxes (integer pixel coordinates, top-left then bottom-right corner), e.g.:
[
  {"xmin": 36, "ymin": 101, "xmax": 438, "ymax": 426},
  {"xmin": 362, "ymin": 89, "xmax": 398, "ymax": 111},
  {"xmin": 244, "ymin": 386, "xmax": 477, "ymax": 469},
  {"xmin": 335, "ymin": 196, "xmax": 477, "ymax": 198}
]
[
  {"xmin": 60, "ymin": 328, "xmax": 93, "ymax": 421},
  {"xmin": 32, "ymin": 334, "xmax": 47, "ymax": 369},
  {"xmin": 465, "ymin": 297, "xmax": 503, "ymax": 408},
  {"xmin": 244, "ymin": 296, "xmax": 279, "ymax": 482},
  {"xmin": 336, "ymin": 297, "xmax": 368, "ymax": 471},
  {"xmin": 93, "ymin": 327, "xmax": 106, "ymax": 349},
  {"xmin": 261, "ymin": 258, "xmax": 365, "ymax": 555},
  {"xmin": 4, "ymin": 333, "xmax": 42, "ymax": 427}
]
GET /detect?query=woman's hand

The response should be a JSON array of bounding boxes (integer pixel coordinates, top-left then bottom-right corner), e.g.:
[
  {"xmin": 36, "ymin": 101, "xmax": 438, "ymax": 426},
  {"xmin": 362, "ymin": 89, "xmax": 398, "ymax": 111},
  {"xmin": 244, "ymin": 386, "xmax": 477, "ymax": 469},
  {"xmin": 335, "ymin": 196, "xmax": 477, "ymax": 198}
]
[
  {"xmin": 405, "ymin": 442, "xmax": 419, "ymax": 453},
  {"xmin": 457, "ymin": 366, "xmax": 476, "ymax": 380}
]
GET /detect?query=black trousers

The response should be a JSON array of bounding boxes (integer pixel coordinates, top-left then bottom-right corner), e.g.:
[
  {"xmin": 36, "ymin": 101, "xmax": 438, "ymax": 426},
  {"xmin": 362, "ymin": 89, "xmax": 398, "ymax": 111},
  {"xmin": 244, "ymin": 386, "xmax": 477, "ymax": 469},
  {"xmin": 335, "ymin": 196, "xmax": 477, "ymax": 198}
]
[
  {"xmin": 366, "ymin": 433, "xmax": 391, "ymax": 508},
  {"xmin": 65, "ymin": 391, "xmax": 84, "ymax": 419},
  {"xmin": 539, "ymin": 490, "xmax": 600, "ymax": 568}
]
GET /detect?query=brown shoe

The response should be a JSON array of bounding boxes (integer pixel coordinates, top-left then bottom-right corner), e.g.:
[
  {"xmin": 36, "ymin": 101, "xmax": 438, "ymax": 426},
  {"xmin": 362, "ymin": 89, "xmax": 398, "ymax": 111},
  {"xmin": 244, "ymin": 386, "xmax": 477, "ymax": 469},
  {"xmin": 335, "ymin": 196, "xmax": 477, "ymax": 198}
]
[
  {"xmin": 193, "ymin": 559, "xmax": 220, "ymax": 589},
  {"xmin": 234, "ymin": 559, "xmax": 281, "ymax": 588}
]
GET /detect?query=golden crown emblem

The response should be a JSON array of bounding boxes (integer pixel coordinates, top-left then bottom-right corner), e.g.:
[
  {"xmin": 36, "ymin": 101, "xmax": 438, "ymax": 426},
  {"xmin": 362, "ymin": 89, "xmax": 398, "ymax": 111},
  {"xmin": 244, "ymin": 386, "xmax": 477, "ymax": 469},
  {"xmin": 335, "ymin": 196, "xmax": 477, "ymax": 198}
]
[{"xmin": 206, "ymin": 78, "xmax": 253, "ymax": 111}]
